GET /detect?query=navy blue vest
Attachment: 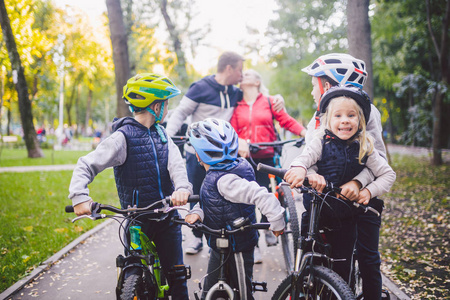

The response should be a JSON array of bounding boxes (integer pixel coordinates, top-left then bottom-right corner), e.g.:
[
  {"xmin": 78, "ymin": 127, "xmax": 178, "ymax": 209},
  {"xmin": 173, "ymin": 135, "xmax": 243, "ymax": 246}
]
[
  {"xmin": 305, "ymin": 130, "xmax": 367, "ymax": 221},
  {"xmin": 201, "ymin": 158, "xmax": 258, "ymax": 252},
  {"xmin": 112, "ymin": 117, "xmax": 174, "ymax": 209}
]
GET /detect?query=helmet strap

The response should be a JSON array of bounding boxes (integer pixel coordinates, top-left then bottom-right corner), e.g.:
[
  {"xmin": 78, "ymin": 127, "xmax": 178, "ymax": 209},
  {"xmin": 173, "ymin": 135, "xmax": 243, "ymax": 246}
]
[
  {"xmin": 314, "ymin": 79, "xmax": 326, "ymax": 129},
  {"xmin": 146, "ymin": 101, "xmax": 167, "ymax": 143}
]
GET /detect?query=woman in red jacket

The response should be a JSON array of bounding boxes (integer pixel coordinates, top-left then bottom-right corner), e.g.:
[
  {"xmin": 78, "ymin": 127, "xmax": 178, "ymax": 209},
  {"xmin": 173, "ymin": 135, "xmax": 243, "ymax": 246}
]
[{"xmin": 230, "ymin": 69, "xmax": 306, "ymax": 259}]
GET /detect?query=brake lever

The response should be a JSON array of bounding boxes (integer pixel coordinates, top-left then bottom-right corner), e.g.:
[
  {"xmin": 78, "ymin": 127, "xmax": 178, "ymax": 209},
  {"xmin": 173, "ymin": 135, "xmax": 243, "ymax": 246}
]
[
  {"xmin": 71, "ymin": 213, "xmax": 107, "ymax": 223},
  {"xmin": 352, "ymin": 202, "xmax": 380, "ymax": 217}
]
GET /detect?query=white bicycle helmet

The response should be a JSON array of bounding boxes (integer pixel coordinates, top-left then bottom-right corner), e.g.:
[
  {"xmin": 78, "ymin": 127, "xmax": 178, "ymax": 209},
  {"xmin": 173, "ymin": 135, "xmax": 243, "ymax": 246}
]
[{"xmin": 302, "ymin": 53, "xmax": 367, "ymax": 89}]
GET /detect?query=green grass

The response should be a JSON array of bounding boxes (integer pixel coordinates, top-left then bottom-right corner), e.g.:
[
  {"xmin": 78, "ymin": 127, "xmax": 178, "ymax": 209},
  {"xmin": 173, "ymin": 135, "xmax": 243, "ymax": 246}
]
[
  {"xmin": 380, "ymin": 154, "xmax": 449, "ymax": 299},
  {"xmin": 0, "ymin": 148, "xmax": 91, "ymax": 167},
  {"xmin": 0, "ymin": 168, "xmax": 118, "ymax": 293}
]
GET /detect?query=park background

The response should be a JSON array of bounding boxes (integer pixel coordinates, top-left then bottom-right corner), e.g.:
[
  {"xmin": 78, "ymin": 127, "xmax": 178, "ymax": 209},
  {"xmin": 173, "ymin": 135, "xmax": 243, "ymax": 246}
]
[{"xmin": 0, "ymin": 0, "xmax": 449, "ymax": 299}]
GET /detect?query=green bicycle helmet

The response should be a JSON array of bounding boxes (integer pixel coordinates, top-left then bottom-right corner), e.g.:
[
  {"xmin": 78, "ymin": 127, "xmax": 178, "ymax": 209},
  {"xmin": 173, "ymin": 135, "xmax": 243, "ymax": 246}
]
[{"xmin": 123, "ymin": 73, "xmax": 181, "ymax": 110}]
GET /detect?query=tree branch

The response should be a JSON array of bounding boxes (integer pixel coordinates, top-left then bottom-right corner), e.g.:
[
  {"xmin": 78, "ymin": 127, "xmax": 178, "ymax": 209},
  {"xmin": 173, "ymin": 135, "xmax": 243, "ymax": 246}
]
[{"xmin": 425, "ymin": 0, "xmax": 441, "ymax": 63}]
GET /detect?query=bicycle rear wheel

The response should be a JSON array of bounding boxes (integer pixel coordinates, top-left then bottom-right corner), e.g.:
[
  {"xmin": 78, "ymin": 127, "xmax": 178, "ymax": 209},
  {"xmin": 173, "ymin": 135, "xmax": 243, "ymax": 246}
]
[
  {"xmin": 271, "ymin": 266, "xmax": 356, "ymax": 300},
  {"xmin": 278, "ymin": 184, "xmax": 300, "ymax": 273}
]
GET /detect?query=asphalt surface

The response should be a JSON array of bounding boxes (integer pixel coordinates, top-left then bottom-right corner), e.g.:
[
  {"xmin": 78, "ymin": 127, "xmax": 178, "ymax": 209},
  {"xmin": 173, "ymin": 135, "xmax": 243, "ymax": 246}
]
[{"xmin": 0, "ymin": 143, "xmax": 422, "ymax": 299}]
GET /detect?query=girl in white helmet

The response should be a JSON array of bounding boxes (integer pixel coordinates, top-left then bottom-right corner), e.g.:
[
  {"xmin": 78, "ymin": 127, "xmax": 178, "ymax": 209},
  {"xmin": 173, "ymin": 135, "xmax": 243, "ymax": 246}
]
[{"xmin": 298, "ymin": 54, "xmax": 391, "ymax": 300}]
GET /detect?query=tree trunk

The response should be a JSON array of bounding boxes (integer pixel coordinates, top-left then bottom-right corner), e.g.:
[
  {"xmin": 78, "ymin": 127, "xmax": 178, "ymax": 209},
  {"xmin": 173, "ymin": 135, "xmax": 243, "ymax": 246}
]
[
  {"xmin": 0, "ymin": 0, "xmax": 42, "ymax": 157},
  {"xmin": 426, "ymin": 0, "xmax": 449, "ymax": 165},
  {"xmin": 159, "ymin": 0, "xmax": 189, "ymax": 86},
  {"xmin": 106, "ymin": 0, "xmax": 132, "ymax": 118},
  {"xmin": 85, "ymin": 88, "xmax": 92, "ymax": 134},
  {"xmin": 347, "ymin": 0, "xmax": 374, "ymax": 100}
]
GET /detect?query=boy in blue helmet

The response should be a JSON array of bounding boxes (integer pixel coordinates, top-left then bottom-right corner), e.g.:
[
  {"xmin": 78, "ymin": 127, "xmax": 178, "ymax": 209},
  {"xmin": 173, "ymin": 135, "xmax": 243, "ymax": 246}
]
[
  {"xmin": 68, "ymin": 73, "xmax": 193, "ymax": 299},
  {"xmin": 184, "ymin": 118, "xmax": 285, "ymax": 300}
]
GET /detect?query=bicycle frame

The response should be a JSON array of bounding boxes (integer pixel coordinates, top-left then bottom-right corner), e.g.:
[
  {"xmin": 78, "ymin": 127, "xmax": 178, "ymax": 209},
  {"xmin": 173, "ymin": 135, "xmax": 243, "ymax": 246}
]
[{"xmin": 115, "ymin": 224, "xmax": 169, "ymax": 299}]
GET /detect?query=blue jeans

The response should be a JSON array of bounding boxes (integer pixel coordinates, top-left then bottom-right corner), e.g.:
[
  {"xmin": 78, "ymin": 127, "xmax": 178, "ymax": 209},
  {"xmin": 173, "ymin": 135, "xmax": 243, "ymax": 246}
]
[
  {"xmin": 202, "ymin": 248, "xmax": 254, "ymax": 300},
  {"xmin": 186, "ymin": 152, "xmax": 206, "ymax": 239}
]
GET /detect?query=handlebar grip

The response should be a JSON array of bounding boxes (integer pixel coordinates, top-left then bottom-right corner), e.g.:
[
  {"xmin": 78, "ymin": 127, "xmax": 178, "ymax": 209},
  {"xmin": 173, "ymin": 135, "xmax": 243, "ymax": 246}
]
[
  {"xmin": 188, "ymin": 195, "xmax": 200, "ymax": 202},
  {"xmin": 251, "ymin": 223, "xmax": 271, "ymax": 230},
  {"xmin": 65, "ymin": 205, "xmax": 74, "ymax": 213},
  {"xmin": 257, "ymin": 163, "xmax": 287, "ymax": 179}
]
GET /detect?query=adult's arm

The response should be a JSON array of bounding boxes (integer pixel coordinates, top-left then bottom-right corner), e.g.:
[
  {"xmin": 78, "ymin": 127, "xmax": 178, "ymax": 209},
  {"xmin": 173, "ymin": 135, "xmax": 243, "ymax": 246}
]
[
  {"xmin": 271, "ymin": 97, "xmax": 306, "ymax": 136},
  {"xmin": 166, "ymin": 96, "xmax": 199, "ymax": 136},
  {"xmin": 364, "ymin": 149, "xmax": 396, "ymax": 198}
]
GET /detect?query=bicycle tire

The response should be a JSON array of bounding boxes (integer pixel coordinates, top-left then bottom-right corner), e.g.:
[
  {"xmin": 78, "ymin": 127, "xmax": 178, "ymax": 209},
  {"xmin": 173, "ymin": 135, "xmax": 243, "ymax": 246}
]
[
  {"xmin": 278, "ymin": 184, "xmax": 300, "ymax": 273},
  {"xmin": 271, "ymin": 266, "xmax": 356, "ymax": 300},
  {"xmin": 120, "ymin": 273, "xmax": 150, "ymax": 300}
]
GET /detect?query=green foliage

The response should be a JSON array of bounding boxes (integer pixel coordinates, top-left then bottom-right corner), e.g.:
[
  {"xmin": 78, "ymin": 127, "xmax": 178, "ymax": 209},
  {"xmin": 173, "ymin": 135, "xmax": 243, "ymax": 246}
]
[
  {"xmin": 265, "ymin": 0, "xmax": 348, "ymax": 122},
  {"xmin": 0, "ymin": 168, "xmax": 118, "ymax": 293},
  {"xmin": 380, "ymin": 154, "xmax": 450, "ymax": 298},
  {"xmin": 0, "ymin": 148, "xmax": 90, "ymax": 167}
]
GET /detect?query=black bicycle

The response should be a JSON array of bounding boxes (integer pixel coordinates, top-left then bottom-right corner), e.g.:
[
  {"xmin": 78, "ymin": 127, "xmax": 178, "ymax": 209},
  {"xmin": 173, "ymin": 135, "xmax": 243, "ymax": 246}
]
[
  {"xmin": 173, "ymin": 216, "xmax": 269, "ymax": 300},
  {"xmin": 65, "ymin": 196, "xmax": 199, "ymax": 300},
  {"xmin": 247, "ymin": 138, "xmax": 305, "ymax": 273},
  {"xmin": 257, "ymin": 163, "xmax": 384, "ymax": 300}
]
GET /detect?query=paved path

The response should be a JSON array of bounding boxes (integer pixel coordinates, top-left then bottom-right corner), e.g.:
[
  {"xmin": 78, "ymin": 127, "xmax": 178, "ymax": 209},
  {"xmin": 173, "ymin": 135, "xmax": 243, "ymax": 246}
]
[{"xmin": 0, "ymin": 143, "xmax": 425, "ymax": 299}]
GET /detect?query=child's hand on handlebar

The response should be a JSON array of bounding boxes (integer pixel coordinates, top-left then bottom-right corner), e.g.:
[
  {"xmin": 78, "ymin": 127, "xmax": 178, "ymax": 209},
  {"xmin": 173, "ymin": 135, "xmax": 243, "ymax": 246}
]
[
  {"xmin": 284, "ymin": 167, "xmax": 307, "ymax": 188},
  {"xmin": 339, "ymin": 180, "xmax": 361, "ymax": 201},
  {"xmin": 185, "ymin": 213, "xmax": 201, "ymax": 224},
  {"xmin": 171, "ymin": 190, "xmax": 190, "ymax": 206},
  {"xmin": 272, "ymin": 229, "xmax": 284, "ymax": 237},
  {"xmin": 74, "ymin": 200, "xmax": 93, "ymax": 216},
  {"xmin": 306, "ymin": 174, "xmax": 326, "ymax": 193},
  {"xmin": 357, "ymin": 188, "xmax": 371, "ymax": 205}
]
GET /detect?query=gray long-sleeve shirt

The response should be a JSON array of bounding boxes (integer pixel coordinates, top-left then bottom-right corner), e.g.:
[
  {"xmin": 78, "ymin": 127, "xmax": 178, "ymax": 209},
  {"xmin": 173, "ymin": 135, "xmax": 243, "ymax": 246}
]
[
  {"xmin": 303, "ymin": 104, "xmax": 387, "ymax": 188},
  {"xmin": 290, "ymin": 137, "xmax": 396, "ymax": 198},
  {"xmin": 68, "ymin": 131, "xmax": 192, "ymax": 207},
  {"xmin": 188, "ymin": 173, "xmax": 286, "ymax": 231}
]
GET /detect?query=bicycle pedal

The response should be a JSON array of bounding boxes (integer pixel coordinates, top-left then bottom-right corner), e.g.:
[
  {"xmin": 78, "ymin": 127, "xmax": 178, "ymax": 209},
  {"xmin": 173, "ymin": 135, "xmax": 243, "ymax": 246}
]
[
  {"xmin": 167, "ymin": 264, "xmax": 191, "ymax": 281},
  {"xmin": 252, "ymin": 281, "xmax": 267, "ymax": 292},
  {"xmin": 381, "ymin": 288, "xmax": 390, "ymax": 300}
]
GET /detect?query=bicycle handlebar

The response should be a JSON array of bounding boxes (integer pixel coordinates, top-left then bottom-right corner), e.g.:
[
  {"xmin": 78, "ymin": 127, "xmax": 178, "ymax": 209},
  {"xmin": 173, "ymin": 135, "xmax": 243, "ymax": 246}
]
[
  {"xmin": 248, "ymin": 138, "xmax": 304, "ymax": 154},
  {"xmin": 65, "ymin": 195, "xmax": 200, "ymax": 219},
  {"xmin": 256, "ymin": 163, "xmax": 380, "ymax": 217},
  {"xmin": 172, "ymin": 217, "xmax": 270, "ymax": 236},
  {"xmin": 256, "ymin": 163, "xmax": 340, "ymax": 193}
]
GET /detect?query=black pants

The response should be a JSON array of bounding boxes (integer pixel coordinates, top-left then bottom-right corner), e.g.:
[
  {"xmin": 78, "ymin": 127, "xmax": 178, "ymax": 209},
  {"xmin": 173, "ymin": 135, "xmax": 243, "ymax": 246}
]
[{"xmin": 186, "ymin": 152, "xmax": 206, "ymax": 239}]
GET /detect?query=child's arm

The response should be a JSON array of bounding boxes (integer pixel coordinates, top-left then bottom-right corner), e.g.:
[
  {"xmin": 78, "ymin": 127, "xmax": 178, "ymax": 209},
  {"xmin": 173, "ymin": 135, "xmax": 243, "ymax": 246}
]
[
  {"xmin": 217, "ymin": 174, "xmax": 285, "ymax": 232},
  {"xmin": 357, "ymin": 149, "xmax": 396, "ymax": 205},
  {"xmin": 167, "ymin": 136, "xmax": 193, "ymax": 200},
  {"xmin": 185, "ymin": 202, "xmax": 204, "ymax": 224},
  {"xmin": 287, "ymin": 137, "xmax": 323, "ymax": 189},
  {"xmin": 68, "ymin": 132, "xmax": 126, "ymax": 216}
]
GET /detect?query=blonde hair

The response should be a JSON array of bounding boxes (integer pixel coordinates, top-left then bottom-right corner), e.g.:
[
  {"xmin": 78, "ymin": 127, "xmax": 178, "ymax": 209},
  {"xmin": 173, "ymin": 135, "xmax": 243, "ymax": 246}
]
[
  {"xmin": 321, "ymin": 96, "xmax": 374, "ymax": 164},
  {"xmin": 245, "ymin": 69, "xmax": 269, "ymax": 96}
]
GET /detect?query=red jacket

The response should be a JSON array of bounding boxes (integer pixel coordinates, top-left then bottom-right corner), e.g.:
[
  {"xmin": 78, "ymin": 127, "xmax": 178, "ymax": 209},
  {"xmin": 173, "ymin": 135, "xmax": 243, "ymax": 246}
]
[{"xmin": 230, "ymin": 93, "xmax": 305, "ymax": 158}]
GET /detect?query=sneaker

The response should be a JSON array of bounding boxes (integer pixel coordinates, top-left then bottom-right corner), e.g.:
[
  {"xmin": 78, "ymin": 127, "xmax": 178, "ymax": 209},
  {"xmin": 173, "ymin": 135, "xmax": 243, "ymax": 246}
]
[
  {"xmin": 185, "ymin": 237, "xmax": 203, "ymax": 255},
  {"xmin": 265, "ymin": 230, "xmax": 278, "ymax": 247},
  {"xmin": 254, "ymin": 246, "xmax": 262, "ymax": 264}
]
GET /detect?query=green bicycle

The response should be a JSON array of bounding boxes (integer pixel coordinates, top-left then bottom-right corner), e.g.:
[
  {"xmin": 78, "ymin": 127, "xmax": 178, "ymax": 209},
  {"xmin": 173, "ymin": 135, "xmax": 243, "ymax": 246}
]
[{"xmin": 66, "ymin": 196, "xmax": 199, "ymax": 300}]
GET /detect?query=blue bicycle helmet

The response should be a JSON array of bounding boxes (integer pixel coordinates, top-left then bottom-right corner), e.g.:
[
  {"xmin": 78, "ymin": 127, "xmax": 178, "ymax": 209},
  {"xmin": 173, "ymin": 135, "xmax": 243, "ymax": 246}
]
[
  {"xmin": 319, "ymin": 84, "xmax": 372, "ymax": 124},
  {"xmin": 188, "ymin": 118, "xmax": 239, "ymax": 165}
]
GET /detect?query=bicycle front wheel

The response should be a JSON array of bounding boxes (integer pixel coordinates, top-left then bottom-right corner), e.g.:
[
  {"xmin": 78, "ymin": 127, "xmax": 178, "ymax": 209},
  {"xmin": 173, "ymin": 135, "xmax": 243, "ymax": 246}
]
[
  {"xmin": 278, "ymin": 184, "xmax": 300, "ymax": 273},
  {"xmin": 120, "ymin": 274, "xmax": 150, "ymax": 300},
  {"xmin": 271, "ymin": 266, "xmax": 356, "ymax": 300}
]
